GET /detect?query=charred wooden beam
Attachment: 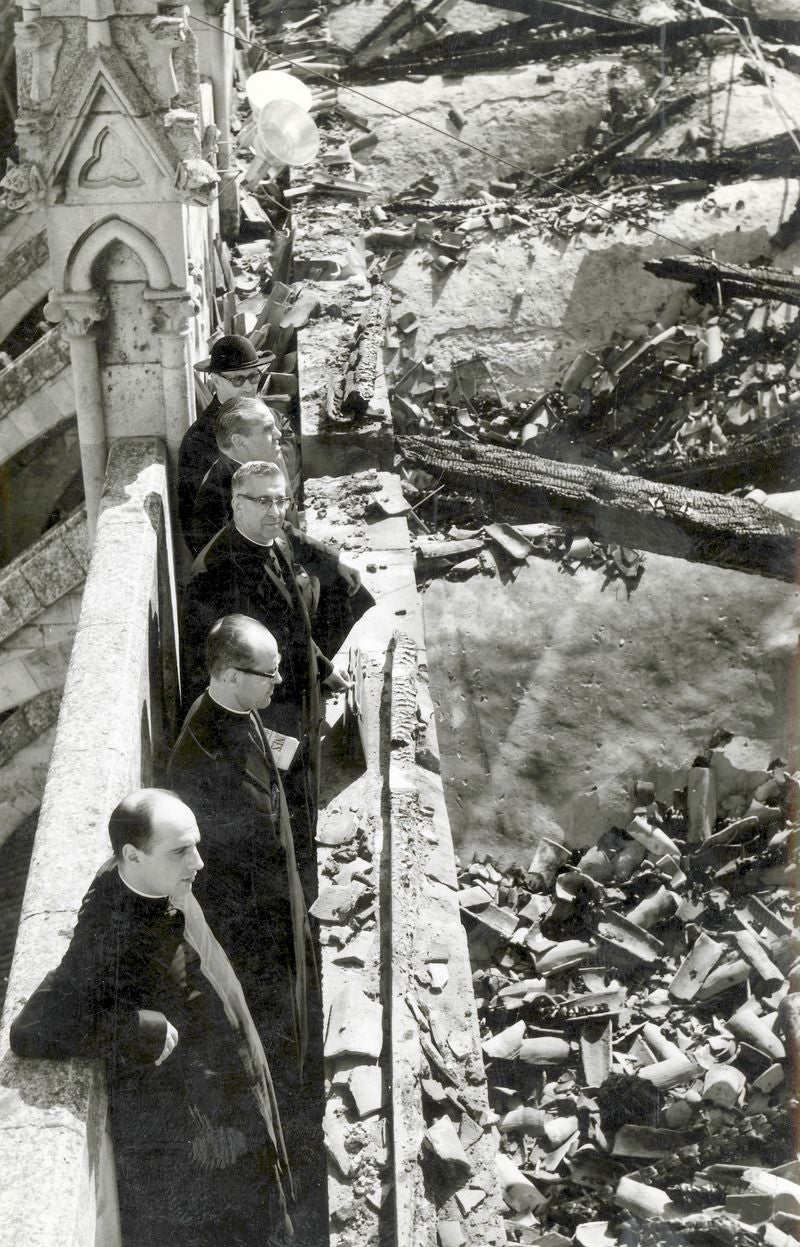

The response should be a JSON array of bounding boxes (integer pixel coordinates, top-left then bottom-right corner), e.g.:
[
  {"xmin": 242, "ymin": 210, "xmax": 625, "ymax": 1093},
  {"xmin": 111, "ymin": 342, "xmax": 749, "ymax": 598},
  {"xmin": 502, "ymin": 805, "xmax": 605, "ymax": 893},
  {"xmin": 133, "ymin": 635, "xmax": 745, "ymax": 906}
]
[
  {"xmin": 351, "ymin": 0, "xmax": 416, "ymax": 56},
  {"xmin": 613, "ymin": 154, "xmax": 800, "ymax": 180},
  {"xmin": 644, "ymin": 254, "xmax": 800, "ymax": 309},
  {"xmin": 367, "ymin": 0, "xmax": 456, "ymax": 58},
  {"xmin": 346, "ymin": 17, "xmax": 800, "ymax": 84},
  {"xmin": 772, "ymin": 190, "xmax": 800, "ymax": 252},
  {"xmin": 339, "ymin": 284, "xmax": 392, "ymax": 419},
  {"xmin": 400, "ymin": 435, "xmax": 800, "ymax": 580},
  {"xmin": 635, "ymin": 425, "xmax": 800, "ymax": 494},
  {"xmin": 402, "ymin": 13, "xmax": 541, "ymax": 60},
  {"xmin": 586, "ymin": 315, "xmax": 800, "ymax": 449},
  {"xmin": 444, "ymin": 0, "xmax": 645, "ymax": 33},
  {"xmin": 383, "ymin": 197, "xmax": 497, "ymax": 214},
  {"xmin": 527, "ymin": 90, "xmax": 707, "ymax": 197}
]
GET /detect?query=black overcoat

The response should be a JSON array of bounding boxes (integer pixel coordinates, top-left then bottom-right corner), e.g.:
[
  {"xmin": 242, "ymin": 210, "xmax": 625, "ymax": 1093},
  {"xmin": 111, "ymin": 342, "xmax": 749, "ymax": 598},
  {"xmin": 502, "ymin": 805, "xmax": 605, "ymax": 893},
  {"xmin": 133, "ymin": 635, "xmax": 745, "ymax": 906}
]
[
  {"xmin": 168, "ymin": 692, "xmax": 311, "ymax": 1051},
  {"xmin": 9, "ymin": 865, "xmax": 288, "ymax": 1247}
]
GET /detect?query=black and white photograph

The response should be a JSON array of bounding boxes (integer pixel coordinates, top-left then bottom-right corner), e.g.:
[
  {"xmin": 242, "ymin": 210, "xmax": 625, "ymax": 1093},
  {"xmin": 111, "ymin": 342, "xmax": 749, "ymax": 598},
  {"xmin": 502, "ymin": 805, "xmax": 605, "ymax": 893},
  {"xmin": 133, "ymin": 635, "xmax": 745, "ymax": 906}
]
[{"xmin": 0, "ymin": 1, "xmax": 799, "ymax": 1245}]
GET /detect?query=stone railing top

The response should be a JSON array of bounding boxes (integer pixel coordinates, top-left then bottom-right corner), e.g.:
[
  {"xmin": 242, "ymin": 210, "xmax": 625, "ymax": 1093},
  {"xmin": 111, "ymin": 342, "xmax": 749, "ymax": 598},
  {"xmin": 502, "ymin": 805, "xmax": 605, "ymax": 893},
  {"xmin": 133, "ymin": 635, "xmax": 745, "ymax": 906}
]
[
  {"xmin": 0, "ymin": 437, "xmax": 172, "ymax": 1247},
  {"xmin": 0, "ymin": 505, "xmax": 88, "ymax": 647}
]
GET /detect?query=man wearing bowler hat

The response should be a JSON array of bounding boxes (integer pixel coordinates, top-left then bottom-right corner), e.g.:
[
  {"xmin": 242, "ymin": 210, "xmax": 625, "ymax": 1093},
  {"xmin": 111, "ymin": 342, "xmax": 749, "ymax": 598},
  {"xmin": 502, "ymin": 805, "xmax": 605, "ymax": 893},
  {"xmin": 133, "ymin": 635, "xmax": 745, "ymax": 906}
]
[{"xmin": 178, "ymin": 335, "xmax": 275, "ymax": 538}]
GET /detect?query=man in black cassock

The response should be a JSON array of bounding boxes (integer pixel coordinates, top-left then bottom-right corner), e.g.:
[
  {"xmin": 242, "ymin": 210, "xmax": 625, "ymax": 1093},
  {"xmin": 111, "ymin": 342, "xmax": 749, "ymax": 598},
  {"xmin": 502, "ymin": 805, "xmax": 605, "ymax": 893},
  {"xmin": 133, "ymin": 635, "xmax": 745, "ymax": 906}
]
[
  {"xmin": 186, "ymin": 396, "xmax": 298, "ymax": 558},
  {"xmin": 178, "ymin": 335, "xmax": 274, "ymax": 539},
  {"xmin": 180, "ymin": 460, "xmax": 373, "ymax": 857},
  {"xmin": 9, "ymin": 789, "xmax": 293, "ymax": 1247},
  {"xmin": 169, "ymin": 614, "xmax": 326, "ymax": 1243}
]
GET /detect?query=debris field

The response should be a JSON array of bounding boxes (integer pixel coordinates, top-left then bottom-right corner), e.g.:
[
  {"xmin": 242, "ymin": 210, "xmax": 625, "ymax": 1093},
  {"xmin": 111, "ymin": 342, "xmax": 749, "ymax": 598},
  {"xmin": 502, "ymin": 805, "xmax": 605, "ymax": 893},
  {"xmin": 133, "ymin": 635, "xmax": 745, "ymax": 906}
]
[{"xmin": 454, "ymin": 737, "xmax": 798, "ymax": 1246}]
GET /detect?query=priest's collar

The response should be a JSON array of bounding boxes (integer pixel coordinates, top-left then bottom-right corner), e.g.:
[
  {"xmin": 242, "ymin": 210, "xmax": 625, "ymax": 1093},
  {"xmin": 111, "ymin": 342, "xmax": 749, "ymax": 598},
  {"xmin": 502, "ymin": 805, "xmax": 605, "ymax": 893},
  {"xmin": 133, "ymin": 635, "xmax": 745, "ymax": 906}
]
[
  {"xmin": 208, "ymin": 687, "xmax": 249, "ymax": 715},
  {"xmin": 117, "ymin": 869, "xmax": 169, "ymax": 901},
  {"xmin": 233, "ymin": 520, "xmax": 274, "ymax": 549}
]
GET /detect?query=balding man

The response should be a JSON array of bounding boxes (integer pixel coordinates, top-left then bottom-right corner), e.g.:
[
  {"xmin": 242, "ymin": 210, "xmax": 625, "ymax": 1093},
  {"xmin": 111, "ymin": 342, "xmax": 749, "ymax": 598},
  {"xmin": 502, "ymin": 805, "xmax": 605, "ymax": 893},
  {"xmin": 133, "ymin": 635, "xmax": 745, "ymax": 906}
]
[
  {"xmin": 181, "ymin": 462, "xmax": 373, "ymax": 847},
  {"xmin": 169, "ymin": 616, "xmax": 326, "ymax": 1241},
  {"xmin": 169, "ymin": 615, "xmax": 309, "ymax": 1030},
  {"xmin": 185, "ymin": 396, "xmax": 299, "ymax": 558},
  {"xmin": 10, "ymin": 789, "xmax": 293, "ymax": 1247}
]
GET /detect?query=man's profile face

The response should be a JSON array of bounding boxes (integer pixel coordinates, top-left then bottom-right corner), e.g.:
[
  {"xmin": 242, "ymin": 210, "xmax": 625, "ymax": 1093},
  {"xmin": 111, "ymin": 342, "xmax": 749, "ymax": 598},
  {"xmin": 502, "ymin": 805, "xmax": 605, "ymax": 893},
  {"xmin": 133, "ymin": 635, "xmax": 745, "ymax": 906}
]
[
  {"xmin": 231, "ymin": 637, "xmax": 282, "ymax": 713},
  {"xmin": 232, "ymin": 475, "xmax": 290, "ymax": 544},
  {"xmin": 127, "ymin": 800, "xmax": 203, "ymax": 898},
  {"xmin": 236, "ymin": 414, "xmax": 282, "ymax": 465},
  {"xmin": 212, "ymin": 370, "xmax": 263, "ymax": 403}
]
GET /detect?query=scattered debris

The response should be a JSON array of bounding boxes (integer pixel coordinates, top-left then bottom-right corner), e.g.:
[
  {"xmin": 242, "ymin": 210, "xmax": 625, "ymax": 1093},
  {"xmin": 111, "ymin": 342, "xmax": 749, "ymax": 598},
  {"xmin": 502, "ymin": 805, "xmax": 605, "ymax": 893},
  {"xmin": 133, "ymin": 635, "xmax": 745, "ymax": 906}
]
[
  {"xmin": 324, "ymin": 982, "xmax": 384, "ymax": 1060},
  {"xmin": 454, "ymin": 736, "xmax": 797, "ymax": 1245}
]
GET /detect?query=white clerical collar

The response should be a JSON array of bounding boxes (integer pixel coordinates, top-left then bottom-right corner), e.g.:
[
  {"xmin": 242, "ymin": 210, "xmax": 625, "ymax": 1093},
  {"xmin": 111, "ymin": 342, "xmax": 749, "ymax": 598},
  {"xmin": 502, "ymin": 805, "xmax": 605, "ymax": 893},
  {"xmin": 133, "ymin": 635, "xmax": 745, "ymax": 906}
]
[
  {"xmin": 208, "ymin": 688, "xmax": 249, "ymax": 715},
  {"xmin": 233, "ymin": 520, "xmax": 274, "ymax": 548},
  {"xmin": 117, "ymin": 870, "xmax": 167, "ymax": 900}
]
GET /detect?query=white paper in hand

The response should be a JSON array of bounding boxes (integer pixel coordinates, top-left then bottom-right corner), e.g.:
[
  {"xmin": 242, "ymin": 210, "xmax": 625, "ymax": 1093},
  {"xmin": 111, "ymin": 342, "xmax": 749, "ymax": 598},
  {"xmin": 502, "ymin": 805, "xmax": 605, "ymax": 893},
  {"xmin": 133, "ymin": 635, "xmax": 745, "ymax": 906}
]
[{"xmin": 264, "ymin": 728, "xmax": 300, "ymax": 771}]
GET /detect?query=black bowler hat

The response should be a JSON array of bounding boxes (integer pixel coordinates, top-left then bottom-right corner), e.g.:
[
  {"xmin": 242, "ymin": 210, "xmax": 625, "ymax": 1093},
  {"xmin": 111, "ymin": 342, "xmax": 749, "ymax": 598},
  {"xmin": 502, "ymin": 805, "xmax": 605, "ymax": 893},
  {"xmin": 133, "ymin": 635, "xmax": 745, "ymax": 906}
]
[{"xmin": 194, "ymin": 334, "xmax": 275, "ymax": 374}]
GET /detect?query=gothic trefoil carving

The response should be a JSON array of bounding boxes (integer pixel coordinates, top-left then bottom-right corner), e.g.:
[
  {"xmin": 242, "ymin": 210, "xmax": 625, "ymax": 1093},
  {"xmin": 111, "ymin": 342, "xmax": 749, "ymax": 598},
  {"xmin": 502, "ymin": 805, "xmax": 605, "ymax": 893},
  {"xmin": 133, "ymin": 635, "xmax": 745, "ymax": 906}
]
[{"xmin": 79, "ymin": 127, "xmax": 143, "ymax": 189}]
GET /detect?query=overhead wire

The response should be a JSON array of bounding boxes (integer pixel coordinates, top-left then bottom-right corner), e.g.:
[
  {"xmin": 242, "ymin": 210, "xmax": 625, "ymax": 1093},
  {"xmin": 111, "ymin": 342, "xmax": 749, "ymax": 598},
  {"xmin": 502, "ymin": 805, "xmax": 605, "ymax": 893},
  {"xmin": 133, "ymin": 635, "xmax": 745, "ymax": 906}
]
[
  {"xmin": 187, "ymin": 11, "xmax": 772, "ymax": 262},
  {"xmin": 685, "ymin": 0, "xmax": 800, "ymax": 158}
]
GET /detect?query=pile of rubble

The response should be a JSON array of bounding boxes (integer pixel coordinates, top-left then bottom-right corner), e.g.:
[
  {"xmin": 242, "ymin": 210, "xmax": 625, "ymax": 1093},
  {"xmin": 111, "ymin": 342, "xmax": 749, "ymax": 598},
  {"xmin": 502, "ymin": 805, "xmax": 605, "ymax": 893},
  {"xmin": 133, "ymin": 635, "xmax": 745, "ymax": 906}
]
[
  {"xmin": 386, "ymin": 278, "xmax": 800, "ymax": 502},
  {"xmin": 454, "ymin": 739, "xmax": 798, "ymax": 1246},
  {"xmin": 408, "ymin": 515, "xmax": 645, "ymax": 593}
]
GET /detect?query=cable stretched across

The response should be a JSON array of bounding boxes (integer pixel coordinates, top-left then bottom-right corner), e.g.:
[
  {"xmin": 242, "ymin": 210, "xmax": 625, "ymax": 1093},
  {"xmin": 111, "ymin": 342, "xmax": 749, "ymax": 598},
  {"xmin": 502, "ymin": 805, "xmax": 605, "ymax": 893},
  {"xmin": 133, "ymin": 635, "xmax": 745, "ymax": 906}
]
[{"xmin": 190, "ymin": 11, "xmax": 795, "ymax": 262}]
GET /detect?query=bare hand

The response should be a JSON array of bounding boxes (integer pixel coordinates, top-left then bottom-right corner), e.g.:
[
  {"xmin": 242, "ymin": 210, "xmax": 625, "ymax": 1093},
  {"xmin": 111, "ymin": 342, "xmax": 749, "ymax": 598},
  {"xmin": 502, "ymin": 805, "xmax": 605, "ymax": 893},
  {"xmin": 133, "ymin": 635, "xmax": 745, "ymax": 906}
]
[
  {"xmin": 155, "ymin": 1021, "xmax": 179, "ymax": 1065},
  {"xmin": 324, "ymin": 668, "xmax": 354, "ymax": 693}
]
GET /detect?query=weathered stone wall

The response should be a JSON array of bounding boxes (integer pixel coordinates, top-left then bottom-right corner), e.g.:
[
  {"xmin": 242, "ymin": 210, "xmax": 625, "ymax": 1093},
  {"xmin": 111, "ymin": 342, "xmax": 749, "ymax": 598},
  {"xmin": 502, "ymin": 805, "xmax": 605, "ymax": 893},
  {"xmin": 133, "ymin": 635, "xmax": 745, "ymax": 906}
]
[
  {"xmin": 293, "ymin": 141, "xmax": 505, "ymax": 1240},
  {"xmin": 0, "ymin": 437, "xmax": 179, "ymax": 1247}
]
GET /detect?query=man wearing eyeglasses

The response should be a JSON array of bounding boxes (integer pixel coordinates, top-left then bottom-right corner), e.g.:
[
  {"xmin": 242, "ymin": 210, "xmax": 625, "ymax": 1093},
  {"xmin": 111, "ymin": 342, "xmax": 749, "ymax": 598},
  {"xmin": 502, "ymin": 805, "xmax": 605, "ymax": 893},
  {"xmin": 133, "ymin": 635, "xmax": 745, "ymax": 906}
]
[
  {"xmin": 169, "ymin": 615, "xmax": 309, "ymax": 1027},
  {"xmin": 169, "ymin": 614, "xmax": 326, "ymax": 1243},
  {"xmin": 185, "ymin": 397, "xmax": 300, "ymax": 558},
  {"xmin": 180, "ymin": 461, "xmax": 373, "ymax": 862},
  {"xmin": 178, "ymin": 336, "xmax": 275, "ymax": 538}
]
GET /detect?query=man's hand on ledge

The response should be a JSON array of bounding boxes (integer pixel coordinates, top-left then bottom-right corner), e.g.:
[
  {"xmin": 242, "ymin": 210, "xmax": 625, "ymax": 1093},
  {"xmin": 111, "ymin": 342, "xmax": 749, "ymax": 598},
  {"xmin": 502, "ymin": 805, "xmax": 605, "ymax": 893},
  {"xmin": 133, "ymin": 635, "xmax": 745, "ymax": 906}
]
[
  {"xmin": 323, "ymin": 667, "xmax": 354, "ymax": 694},
  {"xmin": 155, "ymin": 1020, "xmax": 179, "ymax": 1066},
  {"xmin": 337, "ymin": 555, "xmax": 362, "ymax": 596}
]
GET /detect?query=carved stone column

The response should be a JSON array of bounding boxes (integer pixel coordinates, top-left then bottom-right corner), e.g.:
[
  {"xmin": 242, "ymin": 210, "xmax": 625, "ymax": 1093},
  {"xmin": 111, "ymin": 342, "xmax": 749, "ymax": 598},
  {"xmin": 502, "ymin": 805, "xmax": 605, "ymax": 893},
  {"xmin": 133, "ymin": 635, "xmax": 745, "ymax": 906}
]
[
  {"xmin": 45, "ymin": 290, "xmax": 109, "ymax": 539},
  {"xmin": 191, "ymin": 0, "xmax": 238, "ymax": 237},
  {"xmin": 146, "ymin": 289, "xmax": 198, "ymax": 464}
]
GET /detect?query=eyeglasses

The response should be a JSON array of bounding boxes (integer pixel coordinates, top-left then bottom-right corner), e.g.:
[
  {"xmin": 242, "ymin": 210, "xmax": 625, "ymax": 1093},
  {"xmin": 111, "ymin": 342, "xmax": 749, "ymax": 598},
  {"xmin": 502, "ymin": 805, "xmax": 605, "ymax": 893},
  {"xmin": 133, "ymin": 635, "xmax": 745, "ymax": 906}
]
[
  {"xmin": 236, "ymin": 666, "xmax": 281, "ymax": 680},
  {"xmin": 219, "ymin": 370, "xmax": 263, "ymax": 388},
  {"xmin": 237, "ymin": 494, "xmax": 289, "ymax": 511}
]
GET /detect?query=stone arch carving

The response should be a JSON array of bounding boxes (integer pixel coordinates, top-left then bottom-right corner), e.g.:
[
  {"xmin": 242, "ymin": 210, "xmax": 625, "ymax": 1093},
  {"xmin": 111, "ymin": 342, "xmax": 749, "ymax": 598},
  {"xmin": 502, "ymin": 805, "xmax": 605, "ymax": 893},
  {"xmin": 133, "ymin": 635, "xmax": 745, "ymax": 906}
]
[{"xmin": 64, "ymin": 216, "xmax": 172, "ymax": 293}]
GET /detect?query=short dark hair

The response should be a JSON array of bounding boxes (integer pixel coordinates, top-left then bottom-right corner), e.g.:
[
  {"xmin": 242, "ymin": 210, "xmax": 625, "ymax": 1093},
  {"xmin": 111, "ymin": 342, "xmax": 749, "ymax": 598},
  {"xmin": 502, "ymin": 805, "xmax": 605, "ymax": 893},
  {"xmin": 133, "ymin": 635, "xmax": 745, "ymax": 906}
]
[
  {"xmin": 213, "ymin": 397, "xmax": 278, "ymax": 451},
  {"xmin": 231, "ymin": 460, "xmax": 285, "ymax": 494},
  {"xmin": 108, "ymin": 789, "xmax": 177, "ymax": 858},
  {"xmin": 206, "ymin": 614, "xmax": 275, "ymax": 678}
]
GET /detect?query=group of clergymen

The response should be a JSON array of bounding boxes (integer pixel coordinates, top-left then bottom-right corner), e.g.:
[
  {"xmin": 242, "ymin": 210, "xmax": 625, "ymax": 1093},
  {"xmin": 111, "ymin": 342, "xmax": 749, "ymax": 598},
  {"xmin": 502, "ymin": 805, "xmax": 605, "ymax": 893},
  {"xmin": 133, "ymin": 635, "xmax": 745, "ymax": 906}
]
[{"xmin": 10, "ymin": 335, "xmax": 375, "ymax": 1247}]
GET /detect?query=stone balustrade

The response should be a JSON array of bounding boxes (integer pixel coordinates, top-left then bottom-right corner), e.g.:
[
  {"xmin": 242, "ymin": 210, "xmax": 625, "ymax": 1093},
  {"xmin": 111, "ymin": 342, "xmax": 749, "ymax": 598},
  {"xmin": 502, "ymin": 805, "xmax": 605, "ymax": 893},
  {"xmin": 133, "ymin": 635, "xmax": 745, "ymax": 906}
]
[
  {"xmin": 0, "ymin": 210, "xmax": 48, "ymax": 343},
  {"xmin": 0, "ymin": 328, "xmax": 74, "ymax": 468},
  {"xmin": 0, "ymin": 437, "xmax": 180, "ymax": 1247}
]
